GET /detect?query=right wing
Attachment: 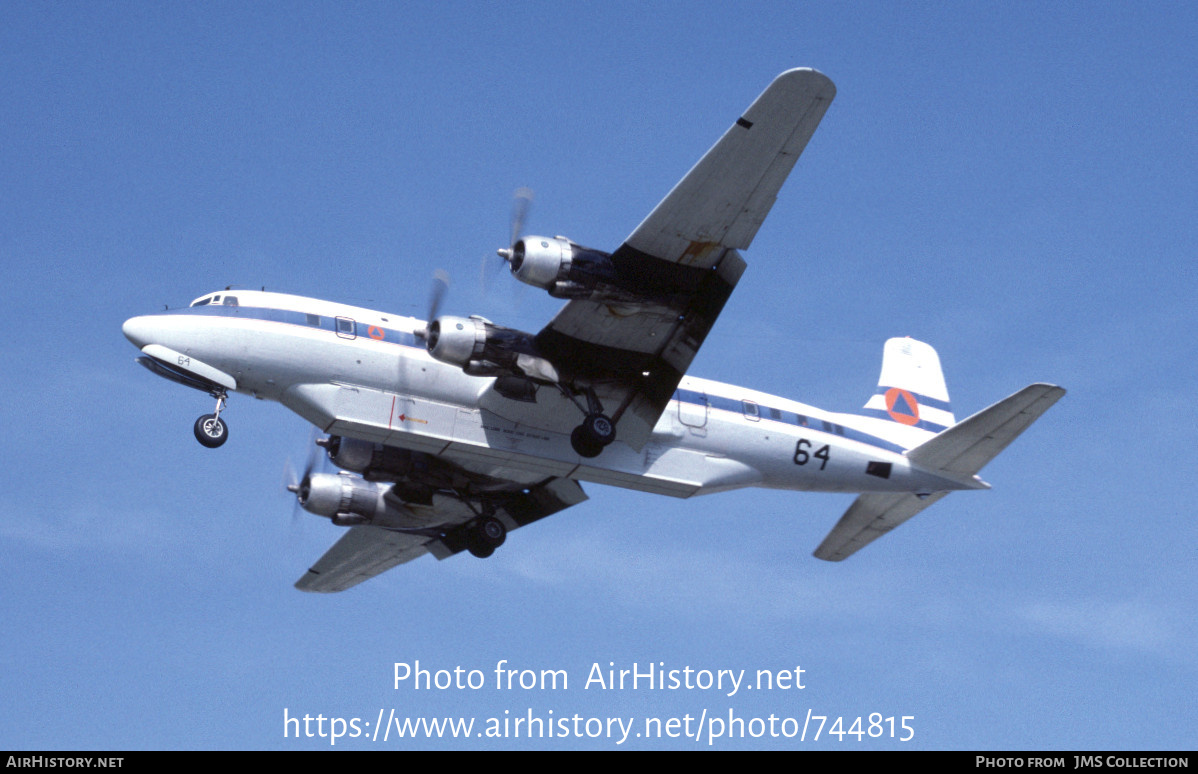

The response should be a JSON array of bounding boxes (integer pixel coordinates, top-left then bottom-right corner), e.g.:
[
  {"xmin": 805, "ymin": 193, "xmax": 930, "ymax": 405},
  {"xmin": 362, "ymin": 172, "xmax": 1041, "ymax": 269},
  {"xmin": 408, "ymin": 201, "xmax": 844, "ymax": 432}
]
[
  {"xmin": 621, "ymin": 67, "xmax": 837, "ymax": 263},
  {"xmin": 527, "ymin": 69, "xmax": 836, "ymax": 450},
  {"xmin": 295, "ymin": 477, "xmax": 588, "ymax": 593}
]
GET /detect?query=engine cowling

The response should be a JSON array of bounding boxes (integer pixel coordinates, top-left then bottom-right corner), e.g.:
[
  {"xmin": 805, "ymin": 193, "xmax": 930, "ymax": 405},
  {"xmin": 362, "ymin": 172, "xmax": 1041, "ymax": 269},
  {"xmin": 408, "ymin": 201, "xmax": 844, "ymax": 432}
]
[
  {"xmin": 426, "ymin": 316, "xmax": 488, "ymax": 369},
  {"xmin": 294, "ymin": 472, "xmax": 437, "ymax": 529},
  {"xmin": 426, "ymin": 315, "xmax": 558, "ymax": 381},
  {"xmin": 508, "ymin": 236, "xmax": 572, "ymax": 289}
]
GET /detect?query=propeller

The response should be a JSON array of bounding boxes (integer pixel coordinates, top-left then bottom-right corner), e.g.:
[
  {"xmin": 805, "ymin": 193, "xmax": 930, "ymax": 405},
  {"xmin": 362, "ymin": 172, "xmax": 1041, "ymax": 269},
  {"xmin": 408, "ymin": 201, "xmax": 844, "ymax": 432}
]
[
  {"xmin": 283, "ymin": 426, "xmax": 325, "ymax": 522},
  {"xmin": 414, "ymin": 269, "xmax": 450, "ymax": 342},
  {"xmin": 489, "ymin": 187, "xmax": 534, "ymax": 288}
]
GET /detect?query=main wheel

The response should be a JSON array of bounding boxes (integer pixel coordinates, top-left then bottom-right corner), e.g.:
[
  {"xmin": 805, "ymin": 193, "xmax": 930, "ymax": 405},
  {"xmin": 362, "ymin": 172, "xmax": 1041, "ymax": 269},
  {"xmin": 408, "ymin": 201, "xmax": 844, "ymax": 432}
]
[
  {"xmin": 476, "ymin": 516, "xmax": 507, "ymax": 548},
  {"xmin": 194, "ymin": 414, "xmax": 228, "ymax": 448},
  {"xmin": 467, "ymin": 542, "xmax": 495, "ymax": 559},
  {"xmin": 466, "ymin": 516, "xmax": 506, "ymax": 558},
  {"xmin": 571, "ymin": 413, "xmax": 615, "ymax": 457},
  {"xmin": 571, "ymin": 426, "xmax": 603, "ymax": 458},
  {"xmin": 582, "ymin": 413, "xmax": 615, "ymax": 445}
]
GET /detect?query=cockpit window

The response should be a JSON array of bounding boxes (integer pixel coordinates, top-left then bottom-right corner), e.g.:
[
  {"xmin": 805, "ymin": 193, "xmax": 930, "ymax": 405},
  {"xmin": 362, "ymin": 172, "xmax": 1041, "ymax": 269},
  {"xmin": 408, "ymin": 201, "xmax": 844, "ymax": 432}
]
[
  {"xmin": 223, "ymin": 296, "xmax": 238, "ymax": 307},
  {"xmin": 191, "ymin": 296, "xmax": 212, "ymax": 307}
]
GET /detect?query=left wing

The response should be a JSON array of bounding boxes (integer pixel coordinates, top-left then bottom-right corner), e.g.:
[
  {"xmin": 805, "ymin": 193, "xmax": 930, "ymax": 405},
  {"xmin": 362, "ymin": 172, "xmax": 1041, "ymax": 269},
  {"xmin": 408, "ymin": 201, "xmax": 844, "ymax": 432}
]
[
  {"xmin": 295, "ymin": 525, "xmax": 431, "ymax": 593},
  {"xmin": 528, "ymin": 69, "xmax": 835, "ymax": 449},
  {"xmin": 295, "ymin": 477, "xmax": 587, "ymax": 593}
]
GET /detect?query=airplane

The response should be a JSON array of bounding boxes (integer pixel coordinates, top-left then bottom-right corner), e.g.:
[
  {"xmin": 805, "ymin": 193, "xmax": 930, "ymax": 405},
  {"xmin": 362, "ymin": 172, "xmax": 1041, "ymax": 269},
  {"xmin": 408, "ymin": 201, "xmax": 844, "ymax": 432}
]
[{"xmin": 121, "ymin": 68, "xmax": 1065, "ymax": 593}]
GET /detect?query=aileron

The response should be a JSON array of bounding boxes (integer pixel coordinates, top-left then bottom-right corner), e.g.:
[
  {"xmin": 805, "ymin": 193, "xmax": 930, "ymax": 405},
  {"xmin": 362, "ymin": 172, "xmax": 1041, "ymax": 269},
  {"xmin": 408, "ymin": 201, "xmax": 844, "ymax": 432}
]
[{"xmin": 624, "ymin": 68, "xmax": 835, "ymax": 264}]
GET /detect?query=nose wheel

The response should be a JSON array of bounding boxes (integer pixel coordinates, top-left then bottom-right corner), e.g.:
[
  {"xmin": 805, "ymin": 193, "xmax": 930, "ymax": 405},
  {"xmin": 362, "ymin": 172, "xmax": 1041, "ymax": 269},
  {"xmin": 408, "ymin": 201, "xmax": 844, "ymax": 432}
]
[{"xmin": 193, "ymin": 391, "xmax": 229, "ymax": 448}]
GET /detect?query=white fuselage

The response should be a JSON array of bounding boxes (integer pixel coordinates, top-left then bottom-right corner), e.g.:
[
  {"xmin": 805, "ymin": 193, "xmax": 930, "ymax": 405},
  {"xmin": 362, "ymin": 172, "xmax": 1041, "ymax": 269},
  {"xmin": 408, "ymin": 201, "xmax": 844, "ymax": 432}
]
[{"xmin": 122, "ymin": 290, "xmax": 977, "ymax": 500}]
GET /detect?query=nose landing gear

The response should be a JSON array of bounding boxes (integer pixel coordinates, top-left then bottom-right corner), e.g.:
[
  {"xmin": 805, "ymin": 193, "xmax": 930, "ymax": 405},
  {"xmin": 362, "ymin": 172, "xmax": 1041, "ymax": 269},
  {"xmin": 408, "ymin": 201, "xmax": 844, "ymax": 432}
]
[{"xmin": 193, "ymin": 390, "xmax": 229, "ymax": 448}]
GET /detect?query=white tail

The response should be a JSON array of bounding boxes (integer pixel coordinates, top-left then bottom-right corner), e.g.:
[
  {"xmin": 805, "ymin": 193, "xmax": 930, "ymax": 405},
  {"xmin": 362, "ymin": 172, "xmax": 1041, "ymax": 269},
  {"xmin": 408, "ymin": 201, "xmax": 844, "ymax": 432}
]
[{"xmin": 861, "ymin": 338, "xmax": 956, "ymax": 441}]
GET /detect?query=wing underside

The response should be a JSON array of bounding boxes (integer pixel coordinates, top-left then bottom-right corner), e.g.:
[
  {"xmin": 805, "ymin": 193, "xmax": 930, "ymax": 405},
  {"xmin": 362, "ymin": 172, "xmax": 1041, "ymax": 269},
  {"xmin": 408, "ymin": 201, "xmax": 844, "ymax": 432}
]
[
  {"xmin": 295, "ymin": 477, "xmax": 588, "ymax": 593},
  {"xmin": 527, "ymin": 69, "xmax": 836, "ymax": 450}
]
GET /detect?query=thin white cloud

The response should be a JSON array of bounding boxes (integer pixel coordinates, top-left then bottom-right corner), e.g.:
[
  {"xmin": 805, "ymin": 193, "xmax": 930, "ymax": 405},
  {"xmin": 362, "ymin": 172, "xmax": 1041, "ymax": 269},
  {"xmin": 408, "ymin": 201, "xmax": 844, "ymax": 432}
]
[{"xmin": 1016, "ymin": 598, "xmax": 1184, "ymax": 657}]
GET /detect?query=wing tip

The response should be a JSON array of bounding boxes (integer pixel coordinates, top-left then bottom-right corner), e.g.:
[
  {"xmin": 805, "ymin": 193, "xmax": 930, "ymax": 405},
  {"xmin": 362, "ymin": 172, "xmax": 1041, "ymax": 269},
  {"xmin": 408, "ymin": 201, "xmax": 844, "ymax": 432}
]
[{"xmin": 776, "ymin": 67, "xmax": 837, "ymax": 99}]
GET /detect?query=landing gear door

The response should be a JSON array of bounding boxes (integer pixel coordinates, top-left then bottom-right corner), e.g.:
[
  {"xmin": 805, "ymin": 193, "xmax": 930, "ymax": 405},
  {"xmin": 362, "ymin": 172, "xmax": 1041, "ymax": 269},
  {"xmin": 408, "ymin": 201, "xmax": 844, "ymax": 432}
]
[{"xmin": 676, "ymin": 389, "xmax": 708, "ymax": 429}]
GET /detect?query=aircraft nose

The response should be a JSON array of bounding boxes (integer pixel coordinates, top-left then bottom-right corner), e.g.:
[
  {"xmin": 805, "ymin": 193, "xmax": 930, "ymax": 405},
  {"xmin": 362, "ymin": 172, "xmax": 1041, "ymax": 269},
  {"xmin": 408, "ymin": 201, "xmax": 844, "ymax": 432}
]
[{"xmin": 122, "ymin": 316, "xmax": 153, "ymax": 349}]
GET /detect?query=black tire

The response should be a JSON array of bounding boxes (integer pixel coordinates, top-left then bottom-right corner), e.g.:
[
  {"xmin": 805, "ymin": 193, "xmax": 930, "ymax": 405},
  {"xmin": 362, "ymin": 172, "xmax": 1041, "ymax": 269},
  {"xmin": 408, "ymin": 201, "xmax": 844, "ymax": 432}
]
[
  {"xmin": 194, "ymin": 414, "xmax": 228, "ymax": 448},
  {"xmin": 477, "ymin": 516, "xmax": 506, "ymax": 548},
  {"xmin": 571, "ymin": 426, "xmax": 603, "ymax": 458},
  {"xmin": 467, "ymin": 541, "xmax": 495, "ymax": 559},
  {"xmin": 583, "ymin": 413, "xmax": 616, "ymax": 445}
]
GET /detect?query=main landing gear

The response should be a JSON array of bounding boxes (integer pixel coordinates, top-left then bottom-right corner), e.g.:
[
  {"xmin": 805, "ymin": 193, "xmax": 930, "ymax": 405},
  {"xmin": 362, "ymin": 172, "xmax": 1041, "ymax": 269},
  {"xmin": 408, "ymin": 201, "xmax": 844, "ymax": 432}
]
[
  {"xmin": 466, "ymin": 515, "xmax": 507, "ymax": 558},
  {"xmin": 570, "ymin": 413, "xmax": 615, "ymax": 458},
  {"xmin": 193, "ymin": 390, "xmax": 229, "ymax": 448},
  {"xmin": 561, "ymin": 385, "xmax": 618, "ymax": 458}
]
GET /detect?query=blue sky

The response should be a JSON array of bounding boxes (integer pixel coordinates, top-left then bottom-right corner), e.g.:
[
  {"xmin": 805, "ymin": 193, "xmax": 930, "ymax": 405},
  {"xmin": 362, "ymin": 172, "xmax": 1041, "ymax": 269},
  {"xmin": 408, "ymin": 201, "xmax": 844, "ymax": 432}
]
[{"xmin": 2, "ymin": 1, "xmax": 1194, "ymax": 750}]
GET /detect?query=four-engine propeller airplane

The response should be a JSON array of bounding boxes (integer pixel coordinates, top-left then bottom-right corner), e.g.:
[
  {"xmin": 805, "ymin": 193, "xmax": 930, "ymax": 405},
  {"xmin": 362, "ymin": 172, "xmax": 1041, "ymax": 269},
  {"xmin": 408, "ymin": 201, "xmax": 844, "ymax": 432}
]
[{"xmin": 122, "ymin": 69, "xmax": 1064, "ymax": 592}]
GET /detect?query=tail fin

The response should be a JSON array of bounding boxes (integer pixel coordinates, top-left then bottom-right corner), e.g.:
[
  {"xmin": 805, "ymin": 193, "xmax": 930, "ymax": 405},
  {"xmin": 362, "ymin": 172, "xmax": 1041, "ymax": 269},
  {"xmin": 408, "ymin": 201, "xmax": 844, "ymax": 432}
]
[{"xmin": 861, "ymin": 337, "xmax": 956, "ymax": 434}]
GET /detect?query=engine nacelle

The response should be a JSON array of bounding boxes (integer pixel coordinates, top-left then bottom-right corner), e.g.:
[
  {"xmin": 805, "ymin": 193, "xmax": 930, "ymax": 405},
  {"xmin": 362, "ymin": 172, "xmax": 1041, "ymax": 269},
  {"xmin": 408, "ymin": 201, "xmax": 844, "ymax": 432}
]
[
  {"xmin": 426, "ymin": 316, "xmax": 559, "ymax": 382},
  {"xmin": 295, "ymin": 472, "xmax": 388, "ymax": 520},
  {"xmin": 295, "ymin": 472, "xmax": 437, "ymax": 529},
  {"xmin": 509, "ymin": 236, "xmax": 572, "ymax": 289},
  {"xmin": 507, "ymin": 236, "xmax": 614, "ymax": 298},
  {"xmin": 324, "ymin": 436, "xmax": 438, "ymax": 491},
  {"xmin": 426, "ymin": 316, "xmax": 488, "ymax": 369}
]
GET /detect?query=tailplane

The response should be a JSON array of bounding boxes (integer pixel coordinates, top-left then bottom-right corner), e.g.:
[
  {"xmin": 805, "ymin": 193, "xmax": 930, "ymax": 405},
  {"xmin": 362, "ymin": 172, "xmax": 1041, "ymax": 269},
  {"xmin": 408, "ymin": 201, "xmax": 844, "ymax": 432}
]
[{"xmin": 816, "ymin": 381, "xmax": 1066, "ymax": 562}]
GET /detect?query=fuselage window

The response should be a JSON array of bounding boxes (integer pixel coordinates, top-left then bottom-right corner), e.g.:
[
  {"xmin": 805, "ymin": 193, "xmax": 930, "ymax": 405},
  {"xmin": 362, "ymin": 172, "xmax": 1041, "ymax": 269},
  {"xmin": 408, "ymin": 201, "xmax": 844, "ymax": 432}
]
[
  {"xmin": 306, "ymin": 314, "xmax": 321, "ymax": 326},
  {"xmin": 742, "ymin": 400, "xmax": 760, "ymax": 420},
  {"xmin": 336, "ymin": 317, "xmax": 356, "ymax": 338}
]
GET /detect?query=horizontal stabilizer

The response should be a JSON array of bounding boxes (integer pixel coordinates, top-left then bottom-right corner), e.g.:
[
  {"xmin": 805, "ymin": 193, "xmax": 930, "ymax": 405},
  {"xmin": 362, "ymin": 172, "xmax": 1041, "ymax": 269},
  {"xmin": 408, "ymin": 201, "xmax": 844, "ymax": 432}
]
[
  {"xmin": 815, "ymin": 382, "xmax": 1065, "ymax": 562},
  {"xmin": 813, "ymin": 491, "xmax": 948, "ymax": 562},
  {"xmin": 906, "ymin": 383, "xmax": 1065, "ymax": 477}
]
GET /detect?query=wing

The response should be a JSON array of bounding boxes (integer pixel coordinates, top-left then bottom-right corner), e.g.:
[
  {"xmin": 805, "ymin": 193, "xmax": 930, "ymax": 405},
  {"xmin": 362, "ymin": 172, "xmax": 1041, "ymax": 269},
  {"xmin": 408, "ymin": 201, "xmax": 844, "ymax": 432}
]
[
  {"xmin": 529, "ymin": 69, "xmax": 836, "ymax": 449},
  {"xmin": 295, "ymin": 477, "xmax": 587, "ymax": 593},
  {"xmin": 295, "ymin": 525, "xmax": 431, "ymax": 593},
  {"xmin": 623, "ymin": 67, "xmax": 837, "ymax": 263}
]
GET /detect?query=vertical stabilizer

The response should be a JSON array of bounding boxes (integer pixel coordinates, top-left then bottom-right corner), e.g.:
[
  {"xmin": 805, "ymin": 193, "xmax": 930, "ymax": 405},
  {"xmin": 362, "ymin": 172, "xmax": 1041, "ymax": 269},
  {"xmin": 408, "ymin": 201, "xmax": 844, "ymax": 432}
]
[{"xmin": 861, "ymin": 337, "xmax": 956, "ymax": 434}]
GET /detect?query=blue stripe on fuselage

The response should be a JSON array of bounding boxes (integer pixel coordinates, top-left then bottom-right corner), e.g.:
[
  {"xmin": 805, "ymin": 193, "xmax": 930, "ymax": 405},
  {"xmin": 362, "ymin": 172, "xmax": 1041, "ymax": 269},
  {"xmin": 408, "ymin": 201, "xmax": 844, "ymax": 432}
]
[
  {"xmin": 159, "ymin": 303, "xmax": 915, "ymax": 455},
  {"xmin": 676, "ymin": 388, "xmax": 909, "ymax": 455},
  {"xmin": 158, "ymin": 303, "xmax": 425, "ymax": 349}
]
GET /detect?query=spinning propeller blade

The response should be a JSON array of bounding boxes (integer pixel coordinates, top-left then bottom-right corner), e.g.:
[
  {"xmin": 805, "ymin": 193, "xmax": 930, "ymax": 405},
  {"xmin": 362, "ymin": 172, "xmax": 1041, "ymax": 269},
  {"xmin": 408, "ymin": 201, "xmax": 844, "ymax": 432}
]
[{"xmin": 491, "ymin": 187, "xmax": 534, "ymax": 283}]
